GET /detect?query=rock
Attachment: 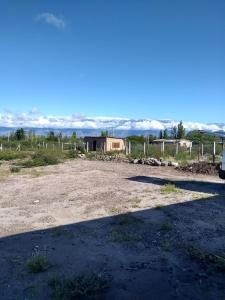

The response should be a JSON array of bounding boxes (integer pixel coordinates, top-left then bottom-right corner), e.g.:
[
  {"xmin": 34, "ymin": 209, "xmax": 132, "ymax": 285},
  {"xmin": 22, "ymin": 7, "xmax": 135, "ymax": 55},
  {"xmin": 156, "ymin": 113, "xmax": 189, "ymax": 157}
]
[
  {"xmin": 150, "ymin": 158, "xmax": 161, "ymax": 166},
  {"xmin": 169, "ymin": 161, "xmax": 179, "ymax": 167},
  {"xmin": 140, "ymin": 159, "xmax": 145, "ymax": 165},
  {"xmin": 132, "ymin": 159, "xmax": 139, "ymax": 164},
  {"xmin": 161, "ymin": 161, "xmax": 168, "ymax": 167},
  {"xmin": 78, "ymin": 154, "xmax": 86, "ymax": 158}
]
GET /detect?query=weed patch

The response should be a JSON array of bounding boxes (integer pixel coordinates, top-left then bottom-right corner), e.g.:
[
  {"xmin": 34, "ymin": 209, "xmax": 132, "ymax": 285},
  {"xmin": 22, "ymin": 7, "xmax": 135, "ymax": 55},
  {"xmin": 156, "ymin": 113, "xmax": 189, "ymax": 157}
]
[
  {"xmin": 160, "ymin": 221, "xmax": 173, "ymax": 231},
  {"xmin": 160, "ymin": 183, "xmax": 180, "ymax": 194},
  {"xmin": 0, "ymin": 151, "xmax": 28, "ymax": 161},
  {"xmin": 110, "ymin": 229, "xmax": 140, "ymax": 243},
  {"xmin": 48, "ymin": 272, "xmax": 108, "ymax": 300},
  {"xmin": 155, "ymin": 204, "xmax": 163, "ymax": 210},
  {"xmin": 188, "ymin": 246, "xmax": 225, "ymax": 273},
  {"xmin": 22, "ymin": 151, "xmax": 59, "ymax": 168},
  {"xmin": 116, "ymin": 214, "xmax": 143, "ymax": 226},
  {"xmin": 26, "ymin": 254, "xmax": 49, "ymax": 273},
  {"xmin": 10, "ymin": 166, "xmax": 21, "ymax": 173},
  {"xmin": 161, "ymin": 241, "xmax": 172, "ymax": 252}
]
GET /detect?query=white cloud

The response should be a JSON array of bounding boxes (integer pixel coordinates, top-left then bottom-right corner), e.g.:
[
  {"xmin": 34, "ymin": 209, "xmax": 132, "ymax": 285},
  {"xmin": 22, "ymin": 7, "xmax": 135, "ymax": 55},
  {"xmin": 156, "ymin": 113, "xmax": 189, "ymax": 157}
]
[
  {"xmin": 0, "ymin": 110, "xmax": 225, "ymax": 133},
  {"xmin": 29, "ymin": 107, "xmax": 40, "ymax": 114},
  {"xmin": 36, "ymin": 13, "xmax": 66, "ymax": 29}
]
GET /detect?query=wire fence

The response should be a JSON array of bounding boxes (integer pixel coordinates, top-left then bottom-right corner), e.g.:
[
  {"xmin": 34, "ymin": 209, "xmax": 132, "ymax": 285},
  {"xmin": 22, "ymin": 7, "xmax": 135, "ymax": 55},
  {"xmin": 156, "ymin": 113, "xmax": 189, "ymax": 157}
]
[
  {"xmin": 0, "ymin": 139, "xmax": 224, "ymax": 163},
  {"xmin": 0, "ymin": 140, "xmax": 86, "ymax": 153},
  {"xmin": 127, "ymin": 141, "xmax": 224, "ymax": 163}
]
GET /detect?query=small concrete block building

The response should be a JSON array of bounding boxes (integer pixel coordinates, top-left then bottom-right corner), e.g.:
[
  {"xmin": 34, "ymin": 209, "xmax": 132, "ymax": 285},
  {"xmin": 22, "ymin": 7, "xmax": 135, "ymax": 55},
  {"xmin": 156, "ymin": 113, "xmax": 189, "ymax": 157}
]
[
  {"xmin": 153, "ymin": 139, "xmax": 192, "ymax": 148},
  {"xmin": 84, "ymin": 136, "xmax": 125, "ymax": 152}
]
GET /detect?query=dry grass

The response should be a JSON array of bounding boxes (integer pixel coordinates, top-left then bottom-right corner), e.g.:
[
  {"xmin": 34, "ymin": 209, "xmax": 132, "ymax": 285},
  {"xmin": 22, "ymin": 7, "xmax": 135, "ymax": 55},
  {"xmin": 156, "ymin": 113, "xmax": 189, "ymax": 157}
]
[{"xmin": 160, "ymin": 183, "xmax": 181, "ymax": 194}]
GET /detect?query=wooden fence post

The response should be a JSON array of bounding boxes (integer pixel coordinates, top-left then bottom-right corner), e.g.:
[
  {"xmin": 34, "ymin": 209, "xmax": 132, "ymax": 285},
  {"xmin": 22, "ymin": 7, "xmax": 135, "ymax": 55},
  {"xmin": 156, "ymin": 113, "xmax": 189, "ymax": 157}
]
[
  {"xmin": 176, "ymin": 142, "xmax": 179, "ymax": 155},
  {"xmin": 143, "ymin": 142, "xmax": 146, "ymax": 155},
  {"xmin": 103, "ymin": 142, "xmax": 106, "ymax": 153},
  {"xmin": 189, "ymin": 145, "xmax": 192, "ymax": 156},
  {"xmin": 201, "ymin": 143, "xmax": 204, "ymax": 158},
  {"xmin": 213, "ymin": 141, "xmax": 216, "ymax": 164},
  {"xmin": 62, "ymin": 142, "xmax": 64, "ymax": 152},
  {"xmin": 86, "ymin": 142, "xmax": 89, "ymax": 153},
  {"xmin": 125, "ymin": 141, "xmax": 128, "ymax": 155},
  {"xmin": 128, "ymin": 141, "xmax": 131, "ymax": 155},
  {"xmin": 161, "ymin": 141, "xmax": 165, "ymax": 155},
  {"xmin": 0, "ymin": 144, "xmax": 2, "ymax": 152},
  {"xmin": 74, "ymin": 142, "xmax": 76, "ymax": 151}
]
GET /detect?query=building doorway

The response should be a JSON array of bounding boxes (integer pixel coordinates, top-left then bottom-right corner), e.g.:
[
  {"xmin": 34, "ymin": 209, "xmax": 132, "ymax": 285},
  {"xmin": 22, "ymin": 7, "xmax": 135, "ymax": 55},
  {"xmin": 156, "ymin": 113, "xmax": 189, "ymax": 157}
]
[{"xmin": 93, "ymin": 140, "xmax": 97, "ymax": 151}]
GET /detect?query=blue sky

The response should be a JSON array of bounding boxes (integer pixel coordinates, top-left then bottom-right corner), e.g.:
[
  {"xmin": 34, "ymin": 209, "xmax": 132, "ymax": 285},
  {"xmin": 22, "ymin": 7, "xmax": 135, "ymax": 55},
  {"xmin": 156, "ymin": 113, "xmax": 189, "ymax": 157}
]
[{"xmin": 0, "ymin": 0, "xmax": 225, "ymax": 126}]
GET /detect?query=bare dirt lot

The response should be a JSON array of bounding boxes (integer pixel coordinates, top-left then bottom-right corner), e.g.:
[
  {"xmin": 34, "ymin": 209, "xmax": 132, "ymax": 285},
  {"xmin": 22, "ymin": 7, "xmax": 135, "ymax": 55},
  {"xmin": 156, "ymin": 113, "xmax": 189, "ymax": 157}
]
[{"xmin": 0, "ymin": 159, "xmax": 225, "ymax": 300}]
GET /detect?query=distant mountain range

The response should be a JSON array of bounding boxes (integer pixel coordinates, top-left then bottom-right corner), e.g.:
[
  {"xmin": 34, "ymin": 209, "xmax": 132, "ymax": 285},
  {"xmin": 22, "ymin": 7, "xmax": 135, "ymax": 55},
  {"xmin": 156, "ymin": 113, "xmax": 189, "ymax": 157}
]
[
  {"xmin": 0, "ymin": 113, "xmax": 224, "ymax": 137},
  {"xmin": 0, "ymin": 126, "xmax": 160, "ymax": 137},
  {"xmin": 0, "ymin": 122, "xmax": 225, "ymax": 138}
]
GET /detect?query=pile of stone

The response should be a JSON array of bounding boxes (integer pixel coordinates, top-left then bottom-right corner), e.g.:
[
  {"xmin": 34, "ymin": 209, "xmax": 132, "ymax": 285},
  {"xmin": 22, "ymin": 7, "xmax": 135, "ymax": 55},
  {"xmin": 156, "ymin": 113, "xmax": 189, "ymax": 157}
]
[
  {"xmin": 130, "ymin": 157, "xmax": 179, "ymax": 167},
  {"xmin": 92, "ymin": 154, "xmax": 129, "ymax": 163},
  {"xmin": 79, "ymin": 153, "xmax": 179, "ymax": 167},
  {"xmin": 176, "ymin": 162, "xmax": 219, "ymax": 175}
]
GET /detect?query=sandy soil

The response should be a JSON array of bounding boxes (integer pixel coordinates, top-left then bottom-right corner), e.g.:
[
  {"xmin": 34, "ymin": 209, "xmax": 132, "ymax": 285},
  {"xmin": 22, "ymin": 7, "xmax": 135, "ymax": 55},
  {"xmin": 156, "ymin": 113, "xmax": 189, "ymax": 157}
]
[{"xmin": 0, "ymin": 159, "xmax": 225, "ymax": 299}]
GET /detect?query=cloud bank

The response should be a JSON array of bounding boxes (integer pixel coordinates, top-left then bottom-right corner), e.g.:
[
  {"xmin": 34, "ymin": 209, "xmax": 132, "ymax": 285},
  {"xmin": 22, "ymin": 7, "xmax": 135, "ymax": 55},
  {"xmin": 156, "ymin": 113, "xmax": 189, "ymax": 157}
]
[
  {"xmin": 0, "ymin": 111, "xmax": 224, "ymax": 132},
  {"xmin": 36, "ymin": 13, "xmax": 66, "ymax": 29}
]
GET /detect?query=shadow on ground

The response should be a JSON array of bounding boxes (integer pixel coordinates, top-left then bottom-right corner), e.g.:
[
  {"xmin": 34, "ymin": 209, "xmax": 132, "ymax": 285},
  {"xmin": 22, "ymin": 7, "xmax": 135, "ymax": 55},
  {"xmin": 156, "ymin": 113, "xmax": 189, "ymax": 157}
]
[
  {"xmin": 127, "ymin": 175, "xmax": 225, "ymax": 194},
  {"xmin": 1, "ymin": 176, "xmax": 225, "ymax": 300}
]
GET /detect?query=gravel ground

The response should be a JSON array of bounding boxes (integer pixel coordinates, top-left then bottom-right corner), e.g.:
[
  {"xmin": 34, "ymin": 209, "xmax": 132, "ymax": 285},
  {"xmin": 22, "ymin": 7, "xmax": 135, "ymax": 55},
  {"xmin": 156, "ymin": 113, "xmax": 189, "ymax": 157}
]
[{"xmin": 0, "ymin": 159, "xmax": 225, "ymax": 300}]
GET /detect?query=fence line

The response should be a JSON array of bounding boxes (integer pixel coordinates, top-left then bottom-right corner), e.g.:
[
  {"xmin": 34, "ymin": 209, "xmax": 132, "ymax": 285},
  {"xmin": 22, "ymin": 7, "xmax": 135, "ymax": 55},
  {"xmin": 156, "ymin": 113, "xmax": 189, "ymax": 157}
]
[{"xmin": 0, "ymin": 140, "xmax": 224, "ymax": 163}]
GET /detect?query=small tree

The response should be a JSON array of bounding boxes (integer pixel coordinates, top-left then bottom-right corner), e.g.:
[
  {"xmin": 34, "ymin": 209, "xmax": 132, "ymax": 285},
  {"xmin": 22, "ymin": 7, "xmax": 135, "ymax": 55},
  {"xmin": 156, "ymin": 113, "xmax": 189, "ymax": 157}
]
[
  {"xmin": 47, "ymin": 131, "xmax": 58, "ymax": 142},
  {"xmin": 15, "ymin": 128, "xmax": 25, "ymax": 140},
  {"xmin": 177, "ymin": 121, "xmax": 185, "ymax": 139},
  {"xmin": 58, "ymin": 132, "xmax": 63, "ymax": 142},
  {"xmin": 163, "ymin": 129, "xmax": 169, "ymax": 139},
  {"xmin": 159, "ymin": 130, "xmax": 163, "ymax": 139},
  {"xmin": 101, "ymin": 130, "xmax": 109, "ymax": 137},
  {"xmin": 70, "ymin": 132, "xmax": 77, "ymax": 142},
  {"xmin": 171, "ymin": 126, "xmax": 177, "ymax": 139}
]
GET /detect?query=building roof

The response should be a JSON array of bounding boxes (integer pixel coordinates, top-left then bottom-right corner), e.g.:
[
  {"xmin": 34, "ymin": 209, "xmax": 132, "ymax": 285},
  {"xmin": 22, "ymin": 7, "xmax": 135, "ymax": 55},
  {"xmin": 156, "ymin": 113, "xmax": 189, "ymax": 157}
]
[
  {"xmin": 84, "ymin": 136, "xmax": 124, "ymax": 140},
  {"xmin": 153, "ymin": 139, "xmax": 191, "ymax": 143}
]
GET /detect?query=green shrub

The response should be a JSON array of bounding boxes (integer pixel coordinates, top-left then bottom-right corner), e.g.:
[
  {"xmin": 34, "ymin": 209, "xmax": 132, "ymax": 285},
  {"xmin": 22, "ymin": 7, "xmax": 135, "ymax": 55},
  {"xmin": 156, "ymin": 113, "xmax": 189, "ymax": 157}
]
[
  {"xmin": 49, "ymin": 273, "xmax": 108, "ymax": 300},
  {"xmin": 66, "ymin": 149, "xmax": 79, "ymax": 159},
  {"xmin": 160, "ymin": 183, "xmax": 179, "ymax": 194},
  {"xmin": 86, "ymin": 152, "xmax": 96, "ymax": 160},
  {"xmin": 188, "ymin": 246, "xmax": 225, "ymax": 272},
  {"xmin": 110, "ymin": 229, "xmax": 139, "ymax": 243},
  {"xmin": 116, "ymin": 214, "xmax": 143, "ymax": 225},
  {"xmin": 26, "ymin": 254, "xmax": 49, "ymax": 273},
  {"xmin": 10, "ymin": 166, "xmax": 21, "ymax": 173},
  {"xmin": 22, "ymin": 151, "xmax": 59, "ymax": 168},
  {"xmin": 160, "ymin": 221, "xmax": 173, "ymax": 231},
  {"xmin": 0, "ymin": 151, "xmax": 28, "ymax": 161}
]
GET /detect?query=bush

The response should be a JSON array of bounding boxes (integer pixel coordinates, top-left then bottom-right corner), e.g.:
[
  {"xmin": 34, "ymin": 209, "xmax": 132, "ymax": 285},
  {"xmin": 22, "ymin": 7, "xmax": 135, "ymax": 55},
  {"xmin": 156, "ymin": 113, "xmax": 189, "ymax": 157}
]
[
  {"xmin": 26, "ymin": 254, "xmax": 49, "ymax": 273},
  {"xmin": 49, "ymin": 273, "xmax": 108, "ymax": 300},
  {"xmin": 22, "ymin": 151, "xmax": 59, "ymax": 168},
  {"xmin": 10, "ymin": 166, "xmax": 21, "ymax": 173},
  {"xmin": 66, "ymin": 149, "xmax": 79, "ymax": 159},
  {"xmin": 0, "ymin": 151, "xmax": 28, "ymax": 161},
  {"xmin": 86, "ymin": 152, "xmax": 96, "ymax": 160},
  {"xmin": 160, "ymin": 183, "xmax": 179, "ymax": 194}
]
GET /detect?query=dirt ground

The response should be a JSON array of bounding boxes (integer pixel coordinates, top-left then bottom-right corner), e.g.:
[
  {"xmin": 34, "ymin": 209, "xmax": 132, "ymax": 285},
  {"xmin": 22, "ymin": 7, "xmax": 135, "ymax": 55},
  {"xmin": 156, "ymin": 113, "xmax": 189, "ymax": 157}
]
[{"xmin": 0, "ymin": 159, "xmax": 225, "ymax": 300}]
